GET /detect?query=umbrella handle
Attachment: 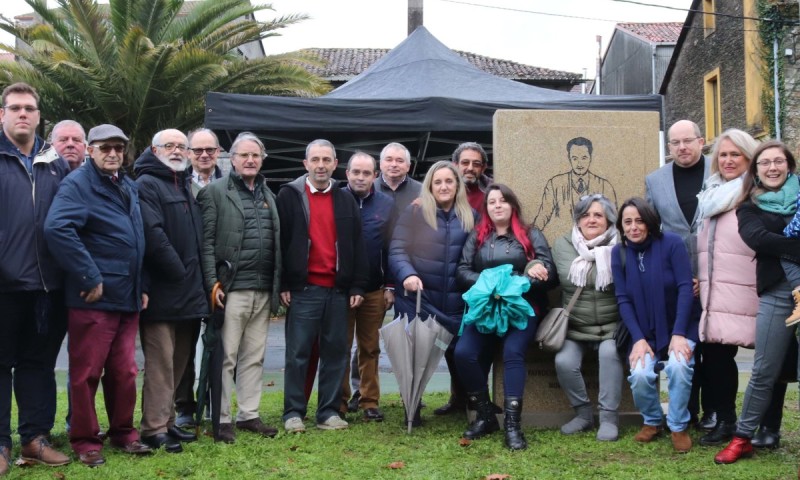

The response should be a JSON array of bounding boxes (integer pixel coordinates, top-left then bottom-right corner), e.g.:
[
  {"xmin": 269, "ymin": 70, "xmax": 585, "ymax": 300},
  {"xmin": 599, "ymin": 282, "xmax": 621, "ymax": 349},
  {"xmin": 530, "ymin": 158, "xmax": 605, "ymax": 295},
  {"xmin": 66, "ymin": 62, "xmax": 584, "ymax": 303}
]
[{"xmin": 416, "ymin": 289, "xmax": 421, "ymax": 316}]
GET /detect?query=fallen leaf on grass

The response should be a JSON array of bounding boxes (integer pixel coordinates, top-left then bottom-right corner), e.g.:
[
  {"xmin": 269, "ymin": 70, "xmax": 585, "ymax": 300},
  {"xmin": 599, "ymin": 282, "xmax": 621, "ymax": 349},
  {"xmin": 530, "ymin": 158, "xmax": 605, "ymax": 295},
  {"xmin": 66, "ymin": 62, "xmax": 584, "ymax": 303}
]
[
  {"xmin": 387, "ymin": 461, "xmax": 405, "ymax": 469},
  {"xmin": 484, "ymin": 474, "xmax": 511, "ymax": 480},
  {"xmin": 265, "ymin": 381, "xmax": 275, "ymax": 387},
  {"xmin": 156, "ymin": 469, "xmax": 167, "ymax": 477},
  {"xmin": 458, "ymin": 438, "xmax": 472, "ymax": 446},
  {"xmin": 54, "ymin": 472, "xmax": 66, "ymax": 479},
  {"xmin": 289, "ymin": 445, "xmax": 299, "ymax": 451}
]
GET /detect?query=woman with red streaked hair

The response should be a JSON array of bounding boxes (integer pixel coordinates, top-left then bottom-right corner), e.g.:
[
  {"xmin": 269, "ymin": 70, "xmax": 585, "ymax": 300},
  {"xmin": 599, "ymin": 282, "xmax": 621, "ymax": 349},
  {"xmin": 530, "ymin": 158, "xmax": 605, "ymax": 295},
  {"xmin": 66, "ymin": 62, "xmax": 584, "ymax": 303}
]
[{"xmin": 454, "ymin": 183, "xmax": 557, "ymax": 450}]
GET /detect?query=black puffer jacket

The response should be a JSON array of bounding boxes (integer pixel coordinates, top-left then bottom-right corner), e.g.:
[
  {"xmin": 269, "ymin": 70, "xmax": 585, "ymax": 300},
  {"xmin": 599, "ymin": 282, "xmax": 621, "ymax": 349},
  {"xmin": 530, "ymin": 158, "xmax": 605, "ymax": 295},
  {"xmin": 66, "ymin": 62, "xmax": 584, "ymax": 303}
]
[
  {"xmin": 134, "ymin": 150, "xmax": 209, "ymax": 322},
  {"xmin": 457, "ymin": 228, "xmax": 557, "ymax": 315}
]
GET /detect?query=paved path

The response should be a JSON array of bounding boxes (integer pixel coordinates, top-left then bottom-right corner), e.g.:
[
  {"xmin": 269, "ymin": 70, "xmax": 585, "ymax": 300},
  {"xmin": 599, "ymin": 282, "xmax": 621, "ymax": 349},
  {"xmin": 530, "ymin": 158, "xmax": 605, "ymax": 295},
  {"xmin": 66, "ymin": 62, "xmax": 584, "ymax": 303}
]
[{"xmin": 54, "ymin": 316, "xmax": 756, "ymax": 394}]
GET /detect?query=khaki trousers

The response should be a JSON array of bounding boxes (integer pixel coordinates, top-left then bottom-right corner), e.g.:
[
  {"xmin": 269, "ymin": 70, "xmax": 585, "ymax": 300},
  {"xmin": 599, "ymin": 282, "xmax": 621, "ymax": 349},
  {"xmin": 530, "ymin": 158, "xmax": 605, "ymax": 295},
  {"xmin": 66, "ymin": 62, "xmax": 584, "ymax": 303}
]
[
  {"xmin": 140, "ymin": 321, "xmax": 196, "ymax": 436},
  {"xmin": 341, "ymin": 289, "xmax": 386, "ymax": 410},
  {"xmin": 220, "ymin": 290, "xmax": 270, "ymax": 423}
]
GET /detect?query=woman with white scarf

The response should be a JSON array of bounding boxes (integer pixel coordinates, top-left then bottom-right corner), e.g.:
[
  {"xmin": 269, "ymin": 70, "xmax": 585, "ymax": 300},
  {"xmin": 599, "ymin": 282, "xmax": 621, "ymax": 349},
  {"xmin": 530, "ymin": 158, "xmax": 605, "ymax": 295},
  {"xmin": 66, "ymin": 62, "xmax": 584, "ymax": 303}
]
[
  {"xmin": 552, "ymin": 194, "xmax": 622, "ymax": 441},
  {"xmin": 693, "ymin": 129, "xmax": 765, "ymax": 448}
]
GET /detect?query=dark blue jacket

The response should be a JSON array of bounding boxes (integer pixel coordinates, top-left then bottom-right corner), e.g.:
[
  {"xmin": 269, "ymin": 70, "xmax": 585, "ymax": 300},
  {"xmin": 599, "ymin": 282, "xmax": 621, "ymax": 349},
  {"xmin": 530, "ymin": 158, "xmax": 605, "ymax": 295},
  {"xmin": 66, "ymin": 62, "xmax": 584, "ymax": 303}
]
[
  {"xmin": 389, "ymin": 204, "xmax": 475, "ymax": 333},
  {"xmin": 134, "ymin": 150, "xmax": 209, "ymax": 322},
  {"xmin": 0, "ymin": 132, "xmax": 68, "ymax": 292},
  {"xmin": 44, "ymin": 159, "xmax": 145, "ymax": 312},
  {"xmin": 342, "ymin": 184, "xmax": 395, "ymax": 292}
]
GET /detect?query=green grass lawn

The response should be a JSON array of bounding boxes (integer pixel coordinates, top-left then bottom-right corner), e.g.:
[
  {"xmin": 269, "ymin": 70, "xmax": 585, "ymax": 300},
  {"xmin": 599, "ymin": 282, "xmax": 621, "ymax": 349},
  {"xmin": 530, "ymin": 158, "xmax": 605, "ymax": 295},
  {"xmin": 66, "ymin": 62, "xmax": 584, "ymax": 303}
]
[{"xmin": 5, "ymin": 388, "xmax": 800, "ymax": 479}]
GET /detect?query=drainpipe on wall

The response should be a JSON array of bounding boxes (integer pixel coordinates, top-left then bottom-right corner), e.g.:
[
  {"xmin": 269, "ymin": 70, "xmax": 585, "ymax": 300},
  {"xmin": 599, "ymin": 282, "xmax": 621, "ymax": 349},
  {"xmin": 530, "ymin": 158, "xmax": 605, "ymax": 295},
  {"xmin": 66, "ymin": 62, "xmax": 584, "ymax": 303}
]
[
  {"xmin": 408, "ymin": 0, "xmax": 423, "ymax": 35},
  {"xmin": 596, "ymin": 35, "xmax": 602, "ymax": 95},
  {"xmin": 651, "ymin": 44, "xmax": 657, "ymax": 94},
  {"xmin": 774, "ymin": 34, "xmax": 782, "ymax": 140}
]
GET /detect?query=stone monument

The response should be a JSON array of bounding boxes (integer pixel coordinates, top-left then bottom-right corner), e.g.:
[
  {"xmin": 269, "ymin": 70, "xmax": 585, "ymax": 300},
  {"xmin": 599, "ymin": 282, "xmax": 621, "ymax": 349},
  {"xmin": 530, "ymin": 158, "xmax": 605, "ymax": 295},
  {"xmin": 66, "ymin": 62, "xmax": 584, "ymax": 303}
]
[{"xmin": 491, "ymin": 109, "xmax": 662, "ymax": 427}]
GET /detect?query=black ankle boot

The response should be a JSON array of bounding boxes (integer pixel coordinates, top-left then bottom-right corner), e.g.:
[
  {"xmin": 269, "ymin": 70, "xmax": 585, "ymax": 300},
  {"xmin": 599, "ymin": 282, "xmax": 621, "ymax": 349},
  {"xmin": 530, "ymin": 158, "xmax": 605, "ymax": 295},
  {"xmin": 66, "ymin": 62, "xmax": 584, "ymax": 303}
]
[
  {"xmin": 463, "ymin": 391, "xmax": 499, "ymax": 440},
  {"xmin": 504, "ymin": 396, "xmax": 527, "ymax": 450}
]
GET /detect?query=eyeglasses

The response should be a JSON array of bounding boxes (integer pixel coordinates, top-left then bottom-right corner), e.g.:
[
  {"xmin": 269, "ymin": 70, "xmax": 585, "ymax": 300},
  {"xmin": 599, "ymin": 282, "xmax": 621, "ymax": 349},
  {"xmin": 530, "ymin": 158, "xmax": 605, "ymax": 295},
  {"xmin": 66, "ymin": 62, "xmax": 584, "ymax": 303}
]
[
  {"xmin": 668, "ymin": 137, "xmax": 700, "ymax": 147},
  {"xmin": 756, "ymin": 158, "xmax": 787, "ymax": 168},
  {"xmin": 233, "ymin": 152, "xmax": 265, "ymax": 160},
  {"xmin": 155, "ymin": 143, "xmax": 187, "ymax": 152},
  {"xmin": 2, "ymin": 105, "xmax": 38, "ymax": 113},
  {"xmin": 190, "ymin": 147, "xmax": 218, "ymax": 155},
  {"xmin": 92, "ymin": 143, "xmax": 126, "ymax": 154},
  {"xmin": 458, "ymin": 160, "xmax": 484, "ymax": 168}
]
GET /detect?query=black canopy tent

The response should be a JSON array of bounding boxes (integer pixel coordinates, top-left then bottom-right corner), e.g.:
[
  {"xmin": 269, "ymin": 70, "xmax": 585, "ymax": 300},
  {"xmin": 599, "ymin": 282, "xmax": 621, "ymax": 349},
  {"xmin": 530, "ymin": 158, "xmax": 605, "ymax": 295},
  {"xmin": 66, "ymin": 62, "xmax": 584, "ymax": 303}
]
[{"xmin": 205, "ymin": 27, "xmax": 662, "ymax": 181}]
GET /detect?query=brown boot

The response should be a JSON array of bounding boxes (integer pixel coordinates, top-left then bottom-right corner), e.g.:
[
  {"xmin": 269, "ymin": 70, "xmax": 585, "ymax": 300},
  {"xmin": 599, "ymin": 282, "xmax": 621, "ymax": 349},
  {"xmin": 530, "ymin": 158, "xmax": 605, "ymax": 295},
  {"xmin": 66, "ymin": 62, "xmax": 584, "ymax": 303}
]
[
  {"xmin": 786, "ymin": 288, "xmax": 800, "ymax": 326},
  {"xmin": 20, "ymin": 435, "xmax": 71, "ymax": 466},
  {"xmin": 215, "ymin": 423, "xmax": 236, "ymax": 443},
  {"xmin": 236, "ymin": 418, "xmax": 278, "ymax": 438},
  {"xmin": 0, "ymin": 446, "xmax": 9, "ymax": 476},
  {"xmin": 671, "ymin": 430, "xmax": 693, "ymax": 453},
  {"xmin": 633, "ymin": 424, "xmax": 662, "ymax": 443}
]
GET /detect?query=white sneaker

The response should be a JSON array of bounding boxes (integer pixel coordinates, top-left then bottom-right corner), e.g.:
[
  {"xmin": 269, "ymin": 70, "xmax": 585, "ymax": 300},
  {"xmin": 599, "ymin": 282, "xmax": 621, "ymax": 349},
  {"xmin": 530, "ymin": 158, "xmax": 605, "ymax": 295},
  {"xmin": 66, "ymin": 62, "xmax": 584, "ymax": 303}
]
[
  {"xmin": 284, "ymin": 417, "xmax": 306, "ymax": 433},
  {"xmin": 316, "ymin": 415, "xmax": 349, "ymax": 430}
]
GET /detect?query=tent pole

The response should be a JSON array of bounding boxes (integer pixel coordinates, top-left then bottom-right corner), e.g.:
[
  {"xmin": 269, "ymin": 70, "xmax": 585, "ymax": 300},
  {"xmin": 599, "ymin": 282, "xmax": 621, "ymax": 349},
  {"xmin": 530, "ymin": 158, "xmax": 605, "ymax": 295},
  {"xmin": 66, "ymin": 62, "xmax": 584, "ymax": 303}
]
[{"xmin": 413, "ymin": 132, "xmax": 431, "ymax": 178}]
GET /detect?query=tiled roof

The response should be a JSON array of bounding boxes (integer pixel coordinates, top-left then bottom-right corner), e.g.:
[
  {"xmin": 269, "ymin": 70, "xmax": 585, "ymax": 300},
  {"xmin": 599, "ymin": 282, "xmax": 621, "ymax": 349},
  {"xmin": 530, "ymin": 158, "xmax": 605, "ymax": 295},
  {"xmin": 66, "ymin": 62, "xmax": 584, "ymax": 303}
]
[
  {"xmin": 297, "ymin": 48, "xmax": 581, "ymax": 81},
  {"xmin": 616, "ymin": 22, "xmax": 683, "ymax": 44}
]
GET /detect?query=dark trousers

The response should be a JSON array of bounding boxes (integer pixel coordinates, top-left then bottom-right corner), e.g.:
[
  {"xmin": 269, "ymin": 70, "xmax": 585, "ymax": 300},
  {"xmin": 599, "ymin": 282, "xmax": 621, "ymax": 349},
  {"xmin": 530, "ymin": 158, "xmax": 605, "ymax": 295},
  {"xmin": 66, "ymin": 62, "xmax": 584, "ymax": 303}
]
[
  {"xmin": 701, "ymin": 343, "xmax": 739, "ymax": 423},
  {"xmin": 68, "ymin": 308, "xmax": 140, "ymax": 454},
  {"xmin": 687, "ymin": 342, "xmax": 712, "ymax": 418},
  {"xmin": 454, "ymin": 319, "xmax": 539, "ymax": 398},
  {"xmin": 283, "ymin": 286, "xmax": 348, "ymax": 423},
  {"xmin": 0, "ymin": 291, "xmax": 66, "ymax": 448},
  {"xmin": 174, "ymin": 320, "xmax": 202, "ymax": 416}
]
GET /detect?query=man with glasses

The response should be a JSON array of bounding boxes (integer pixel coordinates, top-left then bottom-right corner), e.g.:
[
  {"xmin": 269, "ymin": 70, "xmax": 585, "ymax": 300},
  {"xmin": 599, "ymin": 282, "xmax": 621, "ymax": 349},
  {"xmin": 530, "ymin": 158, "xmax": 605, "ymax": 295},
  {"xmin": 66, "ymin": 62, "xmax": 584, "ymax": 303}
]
[
  {"xmin": 173, "ymin": 128, "xmax": 223, "ymax": 430},
  {"xmin": 187, "ymin": 128, "xmax": 223, "ymax": 198},
  {"xmin": 644, "ymin": 119, "xmax": 711, "ymax": 438},
  {"xmin": 45, "ymin": 124, "xmax": 152, "ymax": 467},
  {"xmin": 452, "ymin": 142, "xmax": 492, "ymax": 212},
  {"xmin": 0, "ymin": 82, "xmax": 71, "ymax": 474},
  {"xmin": 646, "ymin": 120, "xmax": 709, "ymax": 245},
  {"xmin": 197, "ymin": 132, "xmax": 282, "ymax": 443},
  {"xmin": 133, "ymin": 129, "xmax": 208, "ymax": 453},
  {"xmin": 50, "ymin": 120, "xmax": 86, "ymax": 171}
]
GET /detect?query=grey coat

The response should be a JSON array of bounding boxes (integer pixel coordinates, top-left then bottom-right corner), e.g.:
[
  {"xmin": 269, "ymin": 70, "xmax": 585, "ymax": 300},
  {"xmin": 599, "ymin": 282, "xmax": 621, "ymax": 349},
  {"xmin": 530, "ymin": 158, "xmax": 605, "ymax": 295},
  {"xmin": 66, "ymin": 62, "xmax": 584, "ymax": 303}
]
[{"xmin": 644, "ymin": 155, "xmax": 710, "ymax": 247}]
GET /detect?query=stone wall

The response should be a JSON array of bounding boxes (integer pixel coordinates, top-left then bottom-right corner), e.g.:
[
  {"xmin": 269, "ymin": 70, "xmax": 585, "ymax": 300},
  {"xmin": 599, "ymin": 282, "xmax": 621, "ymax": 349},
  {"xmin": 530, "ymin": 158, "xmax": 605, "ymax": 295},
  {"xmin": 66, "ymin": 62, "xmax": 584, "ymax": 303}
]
[{"xmin": 663, "ymin": 2, "xmax": 750, "ymax": 136}]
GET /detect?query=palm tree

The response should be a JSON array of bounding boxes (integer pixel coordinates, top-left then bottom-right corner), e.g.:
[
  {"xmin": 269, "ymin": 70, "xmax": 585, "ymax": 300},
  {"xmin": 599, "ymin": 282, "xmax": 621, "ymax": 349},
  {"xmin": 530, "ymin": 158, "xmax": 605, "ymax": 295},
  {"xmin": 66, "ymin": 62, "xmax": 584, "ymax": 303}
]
[{"xmin": 0, "ymin": 0, "xmax": 329, "ymax": 159}]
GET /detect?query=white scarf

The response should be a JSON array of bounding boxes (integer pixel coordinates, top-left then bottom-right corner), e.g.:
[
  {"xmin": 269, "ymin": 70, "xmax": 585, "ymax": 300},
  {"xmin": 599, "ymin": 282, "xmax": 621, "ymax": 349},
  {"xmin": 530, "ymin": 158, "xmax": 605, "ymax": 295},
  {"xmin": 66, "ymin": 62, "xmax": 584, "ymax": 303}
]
[
  {"xmin": 694, "ymin": 172, "xmax": 743, "ymax": 232},
  {"xmin": 568, "ymin": 224, "xmax": 618, "ymax": 290}
]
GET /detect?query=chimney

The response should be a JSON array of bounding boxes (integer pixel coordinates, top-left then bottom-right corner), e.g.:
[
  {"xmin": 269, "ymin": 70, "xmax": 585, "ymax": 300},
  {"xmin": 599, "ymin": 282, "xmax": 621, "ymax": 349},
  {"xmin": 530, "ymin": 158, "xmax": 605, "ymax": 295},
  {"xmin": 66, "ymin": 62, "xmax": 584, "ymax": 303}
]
[{"xmin": 408, "ymin": 0, "xmax": 423, "ymax": 35}]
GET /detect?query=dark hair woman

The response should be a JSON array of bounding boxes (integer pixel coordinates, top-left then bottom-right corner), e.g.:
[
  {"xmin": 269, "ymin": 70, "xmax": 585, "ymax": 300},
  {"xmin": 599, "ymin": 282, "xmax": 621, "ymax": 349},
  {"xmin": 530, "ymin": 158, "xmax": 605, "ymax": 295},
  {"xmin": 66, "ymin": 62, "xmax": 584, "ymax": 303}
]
[
  {"xmin": 454, "ymin": 184, "xmax": 556, "ymax": 450},
  {"xmin": 714, "ymin": 140, "xmax": 800, "ymax": 464},
  {"xmin": 611, "ymin": 197, "xmax": 699, "ymax": 453}
]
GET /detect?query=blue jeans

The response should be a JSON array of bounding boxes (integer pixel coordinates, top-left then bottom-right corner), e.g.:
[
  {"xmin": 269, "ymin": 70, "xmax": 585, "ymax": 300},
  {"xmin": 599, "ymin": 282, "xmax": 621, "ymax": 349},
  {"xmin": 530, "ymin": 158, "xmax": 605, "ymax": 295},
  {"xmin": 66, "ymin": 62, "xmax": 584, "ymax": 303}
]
[
  {"xmin": 627, "ymin": 339, "xmax": 695, "ymax": 432},
  {"xmin": 283, "ymin": 286, "xmax": 348, "ymax": 424},
  {"xmin": 454, "ymin": 318, "xmax": 539, "ymax": 398}
]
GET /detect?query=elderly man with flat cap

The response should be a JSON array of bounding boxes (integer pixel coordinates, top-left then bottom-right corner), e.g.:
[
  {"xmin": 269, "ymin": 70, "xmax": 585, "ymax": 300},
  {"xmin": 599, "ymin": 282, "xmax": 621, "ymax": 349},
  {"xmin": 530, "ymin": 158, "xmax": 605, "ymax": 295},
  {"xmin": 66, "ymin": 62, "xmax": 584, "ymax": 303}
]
[{"xmin": 45, "ymin": 124, "xmax": 152, "ymax": 467}]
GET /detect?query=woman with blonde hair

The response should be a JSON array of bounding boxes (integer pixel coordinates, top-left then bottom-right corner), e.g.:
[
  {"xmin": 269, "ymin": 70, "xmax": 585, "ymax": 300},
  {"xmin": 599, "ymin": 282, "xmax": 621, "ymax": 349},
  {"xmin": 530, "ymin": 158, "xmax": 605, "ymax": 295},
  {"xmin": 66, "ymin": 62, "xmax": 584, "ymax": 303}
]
[{"xmin": 389, "ymin": 161, "xmax": 476, "ymax": 423}]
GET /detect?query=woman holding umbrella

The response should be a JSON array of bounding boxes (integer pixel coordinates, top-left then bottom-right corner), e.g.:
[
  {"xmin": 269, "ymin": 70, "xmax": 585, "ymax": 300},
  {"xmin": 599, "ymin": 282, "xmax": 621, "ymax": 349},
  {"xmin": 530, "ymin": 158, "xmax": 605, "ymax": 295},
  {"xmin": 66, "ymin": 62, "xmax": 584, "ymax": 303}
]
[
  {"xmin": 454, "ymin": 184, "xmax": 556, "ymax": 450},
  {"xmin": 389, "ymin": 160, "xmax": 475, "ymax": 425}
]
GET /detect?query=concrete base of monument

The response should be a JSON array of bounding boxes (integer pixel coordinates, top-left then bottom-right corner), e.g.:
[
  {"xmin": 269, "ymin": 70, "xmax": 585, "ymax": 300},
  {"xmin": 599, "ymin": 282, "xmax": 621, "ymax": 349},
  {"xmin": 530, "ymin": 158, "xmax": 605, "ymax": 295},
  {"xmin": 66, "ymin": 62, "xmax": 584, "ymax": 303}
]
[{"xmin": 491, "ymin": 346, "xmax": 646, "ymax": 428}]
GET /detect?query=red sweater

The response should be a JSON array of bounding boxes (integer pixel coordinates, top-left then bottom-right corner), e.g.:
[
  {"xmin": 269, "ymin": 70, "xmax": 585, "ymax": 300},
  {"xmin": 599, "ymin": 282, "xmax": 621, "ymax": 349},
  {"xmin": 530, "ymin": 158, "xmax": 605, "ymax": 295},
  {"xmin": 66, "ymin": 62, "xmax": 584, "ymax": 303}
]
[{"xmin": 305, "ymin": 184, "xmax": 337, "ymax": 287}]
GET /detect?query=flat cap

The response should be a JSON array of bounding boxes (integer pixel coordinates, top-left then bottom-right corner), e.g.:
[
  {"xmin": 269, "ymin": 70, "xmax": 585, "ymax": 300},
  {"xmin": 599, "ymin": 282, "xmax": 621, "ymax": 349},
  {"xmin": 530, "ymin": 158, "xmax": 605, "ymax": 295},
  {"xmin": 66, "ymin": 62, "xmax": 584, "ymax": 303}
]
[{"xmin": 87, "ymin": 124, "xmax": 129, "ymax": 143}]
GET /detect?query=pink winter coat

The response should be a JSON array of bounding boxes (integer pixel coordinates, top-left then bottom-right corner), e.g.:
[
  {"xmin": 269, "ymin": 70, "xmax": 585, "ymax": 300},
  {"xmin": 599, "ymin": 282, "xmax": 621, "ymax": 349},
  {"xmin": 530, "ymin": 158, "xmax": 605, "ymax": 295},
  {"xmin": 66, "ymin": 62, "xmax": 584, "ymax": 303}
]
[{"xmin": 696, "ymin": 208, "xmax": 758, "ymax": 347}]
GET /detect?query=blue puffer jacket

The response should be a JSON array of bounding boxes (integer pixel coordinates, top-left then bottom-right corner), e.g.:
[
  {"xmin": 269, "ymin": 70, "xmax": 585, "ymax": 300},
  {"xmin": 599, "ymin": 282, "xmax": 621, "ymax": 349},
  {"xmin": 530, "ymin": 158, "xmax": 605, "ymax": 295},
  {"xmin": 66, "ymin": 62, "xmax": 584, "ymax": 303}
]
[
  {"xmin": 389, "ymin": 204, "xmax": 475, "ymax": 333},
  {"xmin": 44, "ymin": 159, "xmax": 145, "ymax": 312},
  {"xmin": 342, "ymin": 184, "xmax": 395, "ymax": 292},
  {"xmin": 0, "ymin": 132, "xmax": 68, "ymax": 292}
]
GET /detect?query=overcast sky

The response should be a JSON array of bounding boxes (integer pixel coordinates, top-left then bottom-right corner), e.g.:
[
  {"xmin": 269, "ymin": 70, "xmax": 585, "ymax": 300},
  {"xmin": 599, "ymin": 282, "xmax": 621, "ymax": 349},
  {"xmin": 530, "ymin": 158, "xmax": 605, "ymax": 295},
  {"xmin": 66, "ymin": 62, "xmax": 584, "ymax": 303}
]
[{"xmin": 1, "ymin": 0, "xmax": 693, "ymax": 76}]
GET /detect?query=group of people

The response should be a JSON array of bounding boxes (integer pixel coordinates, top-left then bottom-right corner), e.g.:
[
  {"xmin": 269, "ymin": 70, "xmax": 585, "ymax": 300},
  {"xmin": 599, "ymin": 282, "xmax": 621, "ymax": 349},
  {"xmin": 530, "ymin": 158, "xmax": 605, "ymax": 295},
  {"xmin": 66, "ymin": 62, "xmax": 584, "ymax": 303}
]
[{"xmin": 2, "ymin": 79, "xmax": 799, "ymax": 474}]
